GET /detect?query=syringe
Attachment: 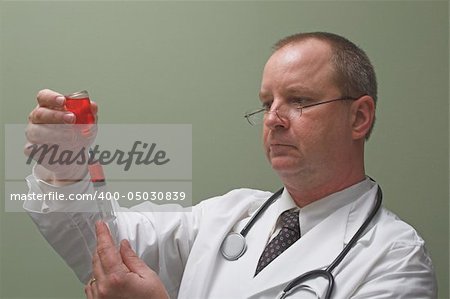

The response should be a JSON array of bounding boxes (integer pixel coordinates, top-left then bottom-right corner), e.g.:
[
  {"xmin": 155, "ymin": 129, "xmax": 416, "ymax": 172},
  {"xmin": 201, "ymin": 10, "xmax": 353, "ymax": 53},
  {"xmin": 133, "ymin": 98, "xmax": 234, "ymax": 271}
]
[{"xmin": 88, "ymin": 150, "xmax": 116, "ymax": 222}]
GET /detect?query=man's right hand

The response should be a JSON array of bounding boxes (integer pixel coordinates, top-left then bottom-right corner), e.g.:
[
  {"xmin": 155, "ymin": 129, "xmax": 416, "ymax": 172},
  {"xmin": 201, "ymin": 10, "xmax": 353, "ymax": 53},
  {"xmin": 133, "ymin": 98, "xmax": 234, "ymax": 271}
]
[
  {"xmin": 85, "ymin": 222, "xmax": 169, "ymax": 299},
  {"xmin": 25, "ymin": 89, "xmax": 98, "ymax": 185}
]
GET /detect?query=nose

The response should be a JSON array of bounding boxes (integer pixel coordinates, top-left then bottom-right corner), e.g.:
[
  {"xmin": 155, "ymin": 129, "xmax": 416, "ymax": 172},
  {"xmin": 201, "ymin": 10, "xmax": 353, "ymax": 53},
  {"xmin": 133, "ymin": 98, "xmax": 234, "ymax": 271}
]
[{"xmin": 264, "ymin": 107, "xmax": 289, "ymax": 129}]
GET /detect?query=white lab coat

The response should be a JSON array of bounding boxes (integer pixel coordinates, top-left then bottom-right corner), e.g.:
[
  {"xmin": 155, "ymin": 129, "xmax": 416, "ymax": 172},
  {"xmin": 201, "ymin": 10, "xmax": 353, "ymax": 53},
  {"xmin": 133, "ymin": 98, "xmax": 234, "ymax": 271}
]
[{"xmin": 25, "ymin": 177, "xmax": 437, "ymax": 299}]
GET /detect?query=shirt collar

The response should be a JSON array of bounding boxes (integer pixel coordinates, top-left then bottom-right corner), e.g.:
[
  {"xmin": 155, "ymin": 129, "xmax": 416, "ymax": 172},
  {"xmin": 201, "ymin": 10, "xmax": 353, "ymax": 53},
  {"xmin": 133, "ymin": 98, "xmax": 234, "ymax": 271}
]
[{"xmin": 276, "ymin": 177, "xmax": 375, "ymax": 236}]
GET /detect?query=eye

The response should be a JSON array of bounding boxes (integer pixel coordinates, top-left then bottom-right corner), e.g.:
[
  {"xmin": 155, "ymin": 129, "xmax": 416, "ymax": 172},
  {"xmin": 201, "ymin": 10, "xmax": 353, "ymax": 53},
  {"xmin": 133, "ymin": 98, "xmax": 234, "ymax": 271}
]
[
  {"xmin": 261, "ymin": 101, "xmax": 272, "ymax": 111},
  {"xmin": 289, "ymin": 97, "xmax": 310, "ymax": 107}
]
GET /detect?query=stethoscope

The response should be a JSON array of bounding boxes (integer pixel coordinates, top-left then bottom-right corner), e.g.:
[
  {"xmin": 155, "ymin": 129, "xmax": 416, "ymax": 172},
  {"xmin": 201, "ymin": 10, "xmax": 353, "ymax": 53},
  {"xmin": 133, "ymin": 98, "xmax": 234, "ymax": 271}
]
[{"xmin": 220, "ymin": 183, "xmax": 383, "ymax": 299}]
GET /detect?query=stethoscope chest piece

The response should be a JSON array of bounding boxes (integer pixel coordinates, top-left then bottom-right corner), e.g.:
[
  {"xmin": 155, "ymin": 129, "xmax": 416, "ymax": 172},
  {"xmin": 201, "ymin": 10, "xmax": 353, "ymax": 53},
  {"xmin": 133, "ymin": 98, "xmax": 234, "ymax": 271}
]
[{"xmin": 221, "ymin": 232, "xmax": 247, "ymax": 261}]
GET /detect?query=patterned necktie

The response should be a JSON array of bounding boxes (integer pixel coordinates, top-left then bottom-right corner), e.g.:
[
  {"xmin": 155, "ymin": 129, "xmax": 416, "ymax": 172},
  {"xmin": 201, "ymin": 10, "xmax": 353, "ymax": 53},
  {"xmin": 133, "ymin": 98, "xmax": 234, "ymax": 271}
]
[{"xmin": 255, "ymin": 209, "xmax": 300, "ymax": 276}]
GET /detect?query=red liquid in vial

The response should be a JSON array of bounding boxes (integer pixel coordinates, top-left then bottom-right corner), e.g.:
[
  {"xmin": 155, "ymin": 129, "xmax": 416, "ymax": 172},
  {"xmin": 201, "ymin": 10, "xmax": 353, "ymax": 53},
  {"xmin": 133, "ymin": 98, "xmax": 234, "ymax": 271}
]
[{"xmin": 65, "ymin": 95, "xmax": 95, "ymax": 124}]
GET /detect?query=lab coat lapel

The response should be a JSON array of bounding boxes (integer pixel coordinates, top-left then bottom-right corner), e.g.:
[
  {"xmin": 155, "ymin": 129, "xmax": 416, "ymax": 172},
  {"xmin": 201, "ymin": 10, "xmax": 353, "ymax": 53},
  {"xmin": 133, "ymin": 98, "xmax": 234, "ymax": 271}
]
[
  {"xmin": 342, "ymin": 185, "xmax": 379, "ymax": 245},
  {"xmin": 246, "ymin": 202, "xmax": 353, "ymax": 298},
  {"xmin": 238, "ymin": 197, "xmax": 279, "ymax": 280},
  {"xmin": 179, "ymin": 194, "xmax": 271, "ymax": 299}
]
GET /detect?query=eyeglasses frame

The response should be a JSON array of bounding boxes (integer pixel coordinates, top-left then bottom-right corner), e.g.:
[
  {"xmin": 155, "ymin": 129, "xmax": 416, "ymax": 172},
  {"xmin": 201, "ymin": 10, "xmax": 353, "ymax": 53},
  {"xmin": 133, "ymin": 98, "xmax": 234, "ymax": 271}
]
[{"xmin": 244, "ymin": 96, "xmax": 361, "ymax": 125}]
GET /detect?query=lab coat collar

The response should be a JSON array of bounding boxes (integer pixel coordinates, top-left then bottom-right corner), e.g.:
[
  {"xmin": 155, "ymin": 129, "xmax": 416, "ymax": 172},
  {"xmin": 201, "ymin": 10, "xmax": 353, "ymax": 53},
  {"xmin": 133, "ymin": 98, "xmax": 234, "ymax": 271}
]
[
  {"xmin": 276, "ymin": 178, "xmax": 374, "ymax": 236},
  {"xmin": 298, "ymin": 178, "xmax": 374, "ymax": 237},
  {"xmin": 246, "ymin": 181, "xmax": 379, "ymax": 298}
]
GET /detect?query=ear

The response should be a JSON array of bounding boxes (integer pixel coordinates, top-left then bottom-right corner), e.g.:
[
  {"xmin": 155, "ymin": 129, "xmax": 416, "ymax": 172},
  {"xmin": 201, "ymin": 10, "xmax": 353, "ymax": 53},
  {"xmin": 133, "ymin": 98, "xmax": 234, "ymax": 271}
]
[{"xmin": 350, "ymin": 95, "xmax": 375, "ymax": 140}]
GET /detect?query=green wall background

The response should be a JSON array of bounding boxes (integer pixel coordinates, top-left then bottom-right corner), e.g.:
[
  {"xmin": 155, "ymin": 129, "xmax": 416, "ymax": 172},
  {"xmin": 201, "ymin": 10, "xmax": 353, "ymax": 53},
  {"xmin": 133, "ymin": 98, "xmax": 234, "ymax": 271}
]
[{"xmin": 1, "ymin": 1, "xmax": 448, "ymax": 298}]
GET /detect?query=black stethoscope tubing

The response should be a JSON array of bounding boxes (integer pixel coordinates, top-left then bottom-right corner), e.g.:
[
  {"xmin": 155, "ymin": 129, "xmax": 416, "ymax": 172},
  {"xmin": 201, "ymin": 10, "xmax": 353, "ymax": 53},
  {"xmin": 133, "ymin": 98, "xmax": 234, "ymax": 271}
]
[
  {"xmin": 241, "ymin": 188, "xmax": 284, "ymax": 237},
  {"xmin": 220, "ymin": 182, "xmax": 383, "ymax": 298},
  {"xmin": 220, "ymin": 188, "xmax": 284, "ymax": 261},
  {"xmin": 280, "ymin": 185, "xmax": 382, "ymax": 299}
]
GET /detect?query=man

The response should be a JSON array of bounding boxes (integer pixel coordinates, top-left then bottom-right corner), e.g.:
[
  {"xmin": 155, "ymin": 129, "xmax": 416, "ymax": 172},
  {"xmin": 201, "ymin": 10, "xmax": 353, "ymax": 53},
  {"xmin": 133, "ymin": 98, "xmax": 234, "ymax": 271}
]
[{"xmin": 24, "ymin": 32, "xmax": 437, "ymax": 298}]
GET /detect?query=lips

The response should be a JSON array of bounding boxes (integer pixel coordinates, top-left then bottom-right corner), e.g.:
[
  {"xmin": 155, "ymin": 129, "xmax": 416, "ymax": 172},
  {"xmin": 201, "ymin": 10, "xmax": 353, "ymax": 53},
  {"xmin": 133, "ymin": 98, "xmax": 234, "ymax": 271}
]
[
  {"xmin": 269, "ymin": 143, "xmax": 297, "ymax": 151},
  {"xmin": 265, "ymin": 131, "xmax": 297, "ymax": 151},
  {"xmin": 269, "ymin": 141, "xmax": 296, "ymax": 147}
]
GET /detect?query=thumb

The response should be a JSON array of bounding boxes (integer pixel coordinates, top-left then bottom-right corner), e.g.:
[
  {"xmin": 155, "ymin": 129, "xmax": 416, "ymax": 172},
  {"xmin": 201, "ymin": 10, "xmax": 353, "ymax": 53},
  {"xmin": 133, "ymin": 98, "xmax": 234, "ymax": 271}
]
[{"xmin": 120, "ymin": 239, "xmax": 152, "ymax": 276}]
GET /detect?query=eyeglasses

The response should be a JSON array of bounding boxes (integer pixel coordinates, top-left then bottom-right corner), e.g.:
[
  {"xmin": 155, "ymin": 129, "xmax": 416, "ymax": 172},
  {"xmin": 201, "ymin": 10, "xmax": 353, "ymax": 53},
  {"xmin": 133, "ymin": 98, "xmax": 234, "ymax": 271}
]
[{"xmin": 244, "ymin": 97, "xmax": 357, "ymax": 126}]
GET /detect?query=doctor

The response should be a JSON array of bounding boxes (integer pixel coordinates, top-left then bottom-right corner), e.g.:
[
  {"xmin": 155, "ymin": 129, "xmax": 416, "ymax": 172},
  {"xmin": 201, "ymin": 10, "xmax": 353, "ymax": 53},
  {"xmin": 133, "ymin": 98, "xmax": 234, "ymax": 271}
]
[{"xmin": 24, "ymin": 32, "xmax": 437, "ymax": 298}]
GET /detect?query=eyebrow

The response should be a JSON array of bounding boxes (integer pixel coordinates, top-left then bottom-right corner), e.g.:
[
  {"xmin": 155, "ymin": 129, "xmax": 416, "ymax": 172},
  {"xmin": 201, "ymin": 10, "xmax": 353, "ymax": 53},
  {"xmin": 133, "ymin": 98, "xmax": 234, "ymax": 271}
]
[
  {"xmin": 259, "ymin": 85, "xmax": 321, "ymax": 101},
  {"xmin": 285, "ymin": 85, "xmax": 321, "ymax": 98}
]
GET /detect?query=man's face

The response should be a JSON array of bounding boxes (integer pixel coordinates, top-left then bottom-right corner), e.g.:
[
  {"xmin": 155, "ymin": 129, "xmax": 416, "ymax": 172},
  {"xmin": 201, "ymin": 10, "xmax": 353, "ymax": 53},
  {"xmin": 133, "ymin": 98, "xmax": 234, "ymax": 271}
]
[{"xmin": 260, "ymin": 39, "xmax": 354, "ymax": 185}]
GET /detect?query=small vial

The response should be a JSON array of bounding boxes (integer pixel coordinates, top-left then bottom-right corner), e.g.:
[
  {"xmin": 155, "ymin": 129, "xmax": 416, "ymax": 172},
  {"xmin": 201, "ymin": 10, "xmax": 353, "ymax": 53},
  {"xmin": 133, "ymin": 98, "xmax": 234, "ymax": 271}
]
[
  {"xmin": 65, "ymin": 90, "xmax": 115, "ymax": 222},
  {"xmin": 65, "ymin": 90, "xmax": 95, "ymax": 124}
]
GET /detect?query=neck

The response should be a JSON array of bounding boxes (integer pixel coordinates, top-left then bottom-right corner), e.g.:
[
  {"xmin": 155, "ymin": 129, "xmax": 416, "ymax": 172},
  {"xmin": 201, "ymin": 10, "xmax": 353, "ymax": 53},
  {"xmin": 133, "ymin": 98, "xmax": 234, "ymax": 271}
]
[
  {"xmin": 278, "ymin": 142, "xmax": 367, "ymax": 207},
  {"xmin": 283, "ymin": 172, "xmax": 366, "ymax": 208},
  {"xmin": 281, "ymin": 149, "xmax": 366, "ymax": 207}
]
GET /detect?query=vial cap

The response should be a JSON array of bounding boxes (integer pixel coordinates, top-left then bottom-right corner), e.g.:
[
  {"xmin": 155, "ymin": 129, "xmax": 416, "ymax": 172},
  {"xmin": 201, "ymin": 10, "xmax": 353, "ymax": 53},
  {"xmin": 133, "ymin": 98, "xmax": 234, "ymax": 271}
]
[{"xmin": 66, "ymin": 90, "xmax": 89, "ymax": 99}]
